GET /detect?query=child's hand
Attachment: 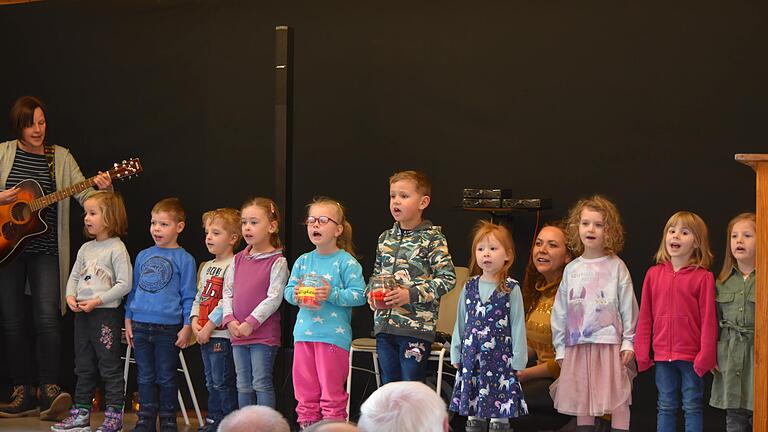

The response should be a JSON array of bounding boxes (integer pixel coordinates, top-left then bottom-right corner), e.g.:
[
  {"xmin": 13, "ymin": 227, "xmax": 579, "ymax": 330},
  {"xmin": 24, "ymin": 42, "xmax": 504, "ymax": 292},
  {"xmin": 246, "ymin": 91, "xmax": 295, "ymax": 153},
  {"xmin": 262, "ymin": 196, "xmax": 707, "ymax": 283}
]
[
  {"xmin": 315, "ymin": 279, "xmax": 330, "ymax": 302},
  {"xmin": 176, "ymin": 325, "xmax": 192, "ymax": 349},
  {"xmin": 452, "ymin": 363, "xmax": 460, "ymax": 370},
  {"xmin": 197, "ymin": 321, "xmax": 215, "ymax": 344},
  {"xmin": 191, "ymin": 317, "xmax": 202, "ymax": 335},
  {"xmin": 366, "ymin": 291, "xmax": 376, "ymax": 310},
  {"xmin": 556, "ymin": 359, "xmax": 563, "ymax": 367},
  {"xmin": 238, "ymin": 321, "xmax": 254, "ymax": 337},
  {"xmin": 620, "ymin": 350, "xmax": 635, "ymax": 366},
  {"xmin": 78, "ymin": 298, "xmax": 102, "ymax": 313},
  {"xmin": 124, "ymin": 319, "xmax": 134, "ymax": 348},
  {"xmin": 515, "ymin": 369, "xmax": 527, "ymax": 383},
  {"xmin": 227, "ymin": 320, "xmax": 242, "ymax": 338},
  {"xmin": 385, "ymin": 287, "xmax": 410, "ymax": 307},
  {"xmin": 66, "ymin": 296, "xmax": 82, "ymax": 313}
]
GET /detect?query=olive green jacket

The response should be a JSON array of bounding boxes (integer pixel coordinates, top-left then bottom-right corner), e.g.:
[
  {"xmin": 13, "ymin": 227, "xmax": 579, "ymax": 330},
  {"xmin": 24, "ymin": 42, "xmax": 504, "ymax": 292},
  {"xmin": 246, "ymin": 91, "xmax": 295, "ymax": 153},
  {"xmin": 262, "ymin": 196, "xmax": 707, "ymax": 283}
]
[{"xmin": 710, "ymin": 267, "xmax": 755, "ymax": 410}]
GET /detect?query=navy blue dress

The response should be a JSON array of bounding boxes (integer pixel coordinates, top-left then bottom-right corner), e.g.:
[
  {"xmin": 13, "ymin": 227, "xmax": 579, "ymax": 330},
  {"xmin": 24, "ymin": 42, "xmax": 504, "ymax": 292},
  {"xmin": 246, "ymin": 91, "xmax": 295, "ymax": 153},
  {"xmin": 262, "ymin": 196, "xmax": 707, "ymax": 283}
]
[{"xmin": 449, "ymin": 277, "xmax": 528, "ymax": 419}]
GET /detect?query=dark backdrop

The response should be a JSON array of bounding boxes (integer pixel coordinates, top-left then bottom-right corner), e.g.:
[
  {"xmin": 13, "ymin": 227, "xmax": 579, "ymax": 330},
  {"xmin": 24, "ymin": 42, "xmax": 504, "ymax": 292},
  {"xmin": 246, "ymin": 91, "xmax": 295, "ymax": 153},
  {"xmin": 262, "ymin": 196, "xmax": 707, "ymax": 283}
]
[{"xmin": 1, "ymin": 1, "xmax": 766, "ymax": 431}]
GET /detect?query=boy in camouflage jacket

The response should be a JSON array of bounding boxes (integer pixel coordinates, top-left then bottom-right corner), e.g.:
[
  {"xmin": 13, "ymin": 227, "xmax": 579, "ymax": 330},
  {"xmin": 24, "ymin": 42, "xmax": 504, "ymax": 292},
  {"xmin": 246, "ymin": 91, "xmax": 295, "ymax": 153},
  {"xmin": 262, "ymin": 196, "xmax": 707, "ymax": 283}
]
[{"xmin": 368, "ymin": 170, "xmax": 456, "ymax": 383}]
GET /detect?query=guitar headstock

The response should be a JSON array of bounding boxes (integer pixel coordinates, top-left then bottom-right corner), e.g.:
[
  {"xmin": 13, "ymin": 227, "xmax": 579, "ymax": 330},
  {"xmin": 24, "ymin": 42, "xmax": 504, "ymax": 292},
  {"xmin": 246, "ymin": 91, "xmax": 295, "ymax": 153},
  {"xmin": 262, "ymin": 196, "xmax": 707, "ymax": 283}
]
[{"xmin": 108, "ymin": 158, "xmax": 143, "ymax": 180}]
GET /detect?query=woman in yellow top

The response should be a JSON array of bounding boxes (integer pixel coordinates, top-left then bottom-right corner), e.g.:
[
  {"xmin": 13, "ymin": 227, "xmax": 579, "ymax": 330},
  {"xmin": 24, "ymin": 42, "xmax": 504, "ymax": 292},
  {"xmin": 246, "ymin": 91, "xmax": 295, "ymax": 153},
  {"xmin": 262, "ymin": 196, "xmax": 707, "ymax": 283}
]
[{"xmin": 510, "ymin": 221, "xmax": 573, "ymax": 431}]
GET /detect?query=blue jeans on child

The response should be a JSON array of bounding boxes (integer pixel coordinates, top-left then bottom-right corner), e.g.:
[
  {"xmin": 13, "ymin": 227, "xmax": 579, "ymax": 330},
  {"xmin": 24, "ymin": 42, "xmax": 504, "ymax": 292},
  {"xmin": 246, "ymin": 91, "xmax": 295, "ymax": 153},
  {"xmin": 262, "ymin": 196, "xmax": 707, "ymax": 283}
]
[
  {"xmin": 201, "ymin": 337, "xmax": 237, "ymax": 422},
  {"xmin": 376, "ymin": 333, "xmax": 430, "ymax": 384},
  {"xmin": 132, "ymin": 321, "xmax": 182, "ymax": 419},
  {"xmin": 655, "ymin": 360, "xmax": 704, "ymax": 432},
  {"xmin": 232, "ymin": 343, "xmax": 278, "ymax": 408}
]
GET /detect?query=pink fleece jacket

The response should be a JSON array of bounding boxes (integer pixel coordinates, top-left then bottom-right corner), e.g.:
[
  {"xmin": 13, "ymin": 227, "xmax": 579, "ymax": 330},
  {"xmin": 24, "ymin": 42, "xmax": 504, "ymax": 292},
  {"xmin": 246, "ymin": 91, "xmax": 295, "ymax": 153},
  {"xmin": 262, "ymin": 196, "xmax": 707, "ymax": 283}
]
[{"xmin": 635, "ymin": 262, "xmax": 717, "ymax": 377}]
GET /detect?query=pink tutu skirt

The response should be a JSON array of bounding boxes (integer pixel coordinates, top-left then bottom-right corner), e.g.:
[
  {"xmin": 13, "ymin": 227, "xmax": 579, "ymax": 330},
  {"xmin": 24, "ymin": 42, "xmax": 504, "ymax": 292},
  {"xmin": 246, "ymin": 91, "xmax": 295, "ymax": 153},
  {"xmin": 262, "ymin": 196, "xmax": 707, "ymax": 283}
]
[{"xmin": 549, "ymin": 344, "xmax": 636, "ymax": 416}]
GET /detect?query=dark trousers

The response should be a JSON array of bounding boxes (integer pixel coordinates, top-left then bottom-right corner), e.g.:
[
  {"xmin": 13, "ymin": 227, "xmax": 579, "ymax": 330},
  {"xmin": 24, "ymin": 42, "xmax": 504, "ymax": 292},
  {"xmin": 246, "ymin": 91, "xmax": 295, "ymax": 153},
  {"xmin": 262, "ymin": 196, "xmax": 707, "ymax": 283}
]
[
  {"xmin": 132, "ymin": 321, "xmax": 181, "ymax": 418},
  {"xmin": 0, "ymin": 253, "xmax": 61, "ymax": 385},
  {"xmin": 74, "ymin": 308, "xmax": 125, "ymax": 407},
  {"xmin": 376, "ymin": 333, "xmax": 430, "ymax": 384}
]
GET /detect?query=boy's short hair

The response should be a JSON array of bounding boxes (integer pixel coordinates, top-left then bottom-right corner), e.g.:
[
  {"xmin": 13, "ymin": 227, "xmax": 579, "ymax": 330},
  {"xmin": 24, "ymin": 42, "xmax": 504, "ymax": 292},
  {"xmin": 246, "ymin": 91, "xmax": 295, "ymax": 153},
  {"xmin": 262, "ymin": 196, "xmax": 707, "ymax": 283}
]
[
  {"xmin": 152, "ymin": 197, "xmax": 185, "ymax": 222},
  {"xmin": 202, "ymin": 208, "xmax": 242, "ymax": 248},
  {"xmin": 389, "ymin": 170, "xmax": 431, "ymax": 196}
]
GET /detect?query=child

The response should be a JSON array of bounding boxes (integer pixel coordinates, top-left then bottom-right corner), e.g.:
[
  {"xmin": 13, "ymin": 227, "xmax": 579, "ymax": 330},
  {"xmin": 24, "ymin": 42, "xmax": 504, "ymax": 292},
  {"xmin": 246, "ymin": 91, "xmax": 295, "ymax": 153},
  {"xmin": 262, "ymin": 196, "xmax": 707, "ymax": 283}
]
[
  {"xmin": 550, "ymin": 195, "xmax": 639, "ymax": 432},
  {"xmin": 710, "ymin": 213, "xmax": 756, "ymax": 431},
  {"xmin": 124, "ymin": 197, "xmax": 197, "ymax": 432},
  {"xmin": 52, "ymin": 191, "xmax": 131, "ymax": 432},
  {"xmin": 190, "ymin": 208, "xmax": 241, "ymax": 432},
  {"xmin": 284, "ymin": 197, "xmax": 367, "ymax": 428},
  {"xmin": 221, "ymin": 197, "xmax": 288, "ymax": 409},
  {"xmin": 449, "ymin": 221, "xmax": 528, "ymax": 432},
  {"xmin": 635, "ymin": 211, "xmax": 717, "ymax": 432},
  {"xmin": 367, "ymin": 170, "xmax": 456, "ymax": 384}
]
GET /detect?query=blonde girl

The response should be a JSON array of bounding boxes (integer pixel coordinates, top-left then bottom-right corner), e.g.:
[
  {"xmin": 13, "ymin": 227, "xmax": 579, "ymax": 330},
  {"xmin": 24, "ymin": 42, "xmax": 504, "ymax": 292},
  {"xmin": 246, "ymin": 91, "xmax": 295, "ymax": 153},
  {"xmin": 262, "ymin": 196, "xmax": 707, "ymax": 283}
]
[
  {"xmin": 221, "ymin": 197, "xmax": 289, "ymax": 409},
  {"xmin": 53, "ymin": 191, "xmax": 131, "ymax": 432},
  {"xmin": 710, "ymin": 213, "xmax": 756, "ymax": 431},
  {"xmin": 635, "ymin": 211, "xmax": 718, "ymax": 432},
  {"xmin": 283, "ymin": 197, "xmax": 366, "ymax": 428},
  {"xmin": 550, "ymin": 195, "xmax": 638, "ymax": 432}
]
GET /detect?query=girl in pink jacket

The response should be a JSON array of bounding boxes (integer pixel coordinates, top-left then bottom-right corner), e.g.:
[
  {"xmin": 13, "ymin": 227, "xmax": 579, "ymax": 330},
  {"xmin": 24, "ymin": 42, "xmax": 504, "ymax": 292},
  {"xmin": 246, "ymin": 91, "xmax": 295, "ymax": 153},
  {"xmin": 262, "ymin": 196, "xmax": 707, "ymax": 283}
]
[{"xmin": 635, "ymin": 211, "xmax": 717, "ymax": 432}]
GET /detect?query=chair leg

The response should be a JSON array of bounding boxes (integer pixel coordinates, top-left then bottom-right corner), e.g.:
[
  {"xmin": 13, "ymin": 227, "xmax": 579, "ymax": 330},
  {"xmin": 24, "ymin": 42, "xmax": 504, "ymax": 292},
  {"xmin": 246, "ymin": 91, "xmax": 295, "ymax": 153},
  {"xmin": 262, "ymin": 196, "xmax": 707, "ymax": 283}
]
[
  {"xmin": 178, "ymin": 391, "xmax": 189, "ymax": 425},
  {"xmin": 346, "ymin": 347, "xmax": 355, "ymax": 420},
  {"xmin": 435, "ymin": 350, "xmax": 445, "ymax": 395},
  {"xmin": 372, "ymin": 351, "xmax": 381, "ymax": 388},
  {"xmin": 123, "ymin": 344, "xmax": 132, "ymax": 394},
  {"xmin": 178, "ymin": 350, "xmax": 204, "ymax": 426}
]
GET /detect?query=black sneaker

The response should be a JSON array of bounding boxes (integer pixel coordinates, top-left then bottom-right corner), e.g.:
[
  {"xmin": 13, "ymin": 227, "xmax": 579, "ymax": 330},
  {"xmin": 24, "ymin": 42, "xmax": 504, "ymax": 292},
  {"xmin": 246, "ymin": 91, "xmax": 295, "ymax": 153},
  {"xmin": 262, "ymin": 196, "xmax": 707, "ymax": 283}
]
[
  {"xmin": 0, "ymin": 385, "xmax": 39, "ymax": 418},
  {"xmin": 39, "ymin": 384, "xmax": 73, "ymax": 421},
  {"xmin": 132, "ymin": 413, "xmax": 157, "ymax": 432},
  {"xmin": 159, "ymin": 415, "xmax": 177, "ymax": 432}
]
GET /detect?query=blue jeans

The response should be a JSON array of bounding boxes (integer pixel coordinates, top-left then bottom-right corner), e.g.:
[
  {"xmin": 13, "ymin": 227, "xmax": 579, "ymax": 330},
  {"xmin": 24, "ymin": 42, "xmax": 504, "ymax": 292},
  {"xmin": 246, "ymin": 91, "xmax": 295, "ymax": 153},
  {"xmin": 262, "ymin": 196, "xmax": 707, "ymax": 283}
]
[
  {"xmin": 132, "ymin": 321, "xmax": 182, "ymax": 418},
  {"xmin": 201, "ymin": 337, "xmax": 237, "ymax": 422},
  {"xmin": 232, "ymin": 343, "xmax": 278, "ymax": 408},
  {"xmin": 655, "ymin": 361, "xmax": 704, "ymax": 432},
  {"xmin": 376, "ymin": 333, "xmax": 430, "ymax": 384}
]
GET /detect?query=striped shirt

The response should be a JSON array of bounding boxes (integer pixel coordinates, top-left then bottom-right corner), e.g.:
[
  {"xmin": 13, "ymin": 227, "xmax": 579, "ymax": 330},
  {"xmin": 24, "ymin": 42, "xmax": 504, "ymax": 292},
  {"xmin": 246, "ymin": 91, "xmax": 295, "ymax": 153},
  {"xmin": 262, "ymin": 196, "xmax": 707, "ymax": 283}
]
[{"xmin": 5, "ymin": 147, "xmax": 58, "ymax": 255}]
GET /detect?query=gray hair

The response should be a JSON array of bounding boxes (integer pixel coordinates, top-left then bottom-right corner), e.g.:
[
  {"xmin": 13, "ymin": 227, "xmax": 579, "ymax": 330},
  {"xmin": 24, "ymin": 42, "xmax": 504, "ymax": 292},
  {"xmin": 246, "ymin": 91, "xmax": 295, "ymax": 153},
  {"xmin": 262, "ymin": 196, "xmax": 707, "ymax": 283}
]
[
  {"xmin": 217, "ymin": 405, "xmax": 290, "ymax": 432},
  {"xmin": 358, "ymin": 382, "xmax": 447, "ymax": 432}
]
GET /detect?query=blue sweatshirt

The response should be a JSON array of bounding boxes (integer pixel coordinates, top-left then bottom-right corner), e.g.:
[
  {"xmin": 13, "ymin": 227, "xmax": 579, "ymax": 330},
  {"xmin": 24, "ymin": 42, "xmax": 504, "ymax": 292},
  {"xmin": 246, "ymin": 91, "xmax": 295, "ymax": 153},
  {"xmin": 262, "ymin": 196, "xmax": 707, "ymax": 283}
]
[
  {"xmin": 284, "ymin": 249, "xmax": 366, "ymax": 350},
  {"xmin": 125, "ymin": 246, "xmax": 197, "ymax": 325}
]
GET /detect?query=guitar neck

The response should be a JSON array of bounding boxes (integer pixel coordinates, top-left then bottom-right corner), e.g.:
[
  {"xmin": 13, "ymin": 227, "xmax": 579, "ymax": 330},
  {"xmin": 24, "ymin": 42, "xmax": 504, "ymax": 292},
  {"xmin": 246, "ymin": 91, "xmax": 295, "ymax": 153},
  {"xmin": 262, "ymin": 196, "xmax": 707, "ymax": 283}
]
[{"xmin": 30, "ymin": 176, "xmax": 100, "ymax": 212}]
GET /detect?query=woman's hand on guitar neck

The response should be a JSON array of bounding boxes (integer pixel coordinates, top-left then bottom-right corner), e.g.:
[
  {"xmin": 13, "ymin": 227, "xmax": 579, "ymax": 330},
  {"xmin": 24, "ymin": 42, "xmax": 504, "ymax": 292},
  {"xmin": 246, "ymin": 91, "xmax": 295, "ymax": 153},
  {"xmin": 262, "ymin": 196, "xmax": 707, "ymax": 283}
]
[
  {"xmin": 0, "ymin": 186, "xmax": 19, "ymax": 205},
  {"xmin": 93, "ymin": 172, "xmax": 113, "ymax": 190}
]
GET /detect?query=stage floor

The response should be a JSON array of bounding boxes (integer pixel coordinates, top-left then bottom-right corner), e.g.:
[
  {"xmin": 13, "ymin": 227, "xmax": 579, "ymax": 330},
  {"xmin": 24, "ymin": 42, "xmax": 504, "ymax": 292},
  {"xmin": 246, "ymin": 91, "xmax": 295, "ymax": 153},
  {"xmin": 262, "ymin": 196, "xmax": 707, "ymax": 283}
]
[{"xmin": 0, "ymin": 412, "xmax": 202, "ymax": 431}]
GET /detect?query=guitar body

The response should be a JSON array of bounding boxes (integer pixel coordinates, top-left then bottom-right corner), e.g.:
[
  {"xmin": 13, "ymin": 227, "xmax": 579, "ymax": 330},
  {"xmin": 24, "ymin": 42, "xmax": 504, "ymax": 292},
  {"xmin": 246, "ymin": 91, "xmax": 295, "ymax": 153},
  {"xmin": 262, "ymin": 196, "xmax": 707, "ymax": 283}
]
[{"xmin": 0, "ymin": 179, "xmax": 48, "ymax": 265}]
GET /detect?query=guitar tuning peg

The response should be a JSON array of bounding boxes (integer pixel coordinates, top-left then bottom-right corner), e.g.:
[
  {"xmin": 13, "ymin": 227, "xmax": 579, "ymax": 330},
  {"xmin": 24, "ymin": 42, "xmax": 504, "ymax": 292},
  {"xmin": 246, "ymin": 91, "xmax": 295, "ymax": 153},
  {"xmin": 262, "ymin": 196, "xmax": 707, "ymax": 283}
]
[{"xmin": 122, "ymin": 160, "xmax": 127, "ymax": 163}]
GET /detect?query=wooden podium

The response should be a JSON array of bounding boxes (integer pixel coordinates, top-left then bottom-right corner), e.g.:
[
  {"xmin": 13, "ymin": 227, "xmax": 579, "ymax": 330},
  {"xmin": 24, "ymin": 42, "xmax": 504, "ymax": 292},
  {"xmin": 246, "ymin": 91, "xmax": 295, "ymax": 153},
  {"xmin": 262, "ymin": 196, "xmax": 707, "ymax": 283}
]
[{"xmin": 736, "ymin": 154, "xmax": 767, "ymax": 431}]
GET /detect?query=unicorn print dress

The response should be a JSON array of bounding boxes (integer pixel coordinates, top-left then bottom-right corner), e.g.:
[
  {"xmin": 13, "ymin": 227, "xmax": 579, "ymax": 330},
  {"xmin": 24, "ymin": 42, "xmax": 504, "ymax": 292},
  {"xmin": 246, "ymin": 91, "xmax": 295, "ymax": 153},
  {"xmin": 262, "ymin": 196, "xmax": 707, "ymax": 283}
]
[{"xmin": 449, "ymin": 276, "xmax": 528, "ymax": 419}]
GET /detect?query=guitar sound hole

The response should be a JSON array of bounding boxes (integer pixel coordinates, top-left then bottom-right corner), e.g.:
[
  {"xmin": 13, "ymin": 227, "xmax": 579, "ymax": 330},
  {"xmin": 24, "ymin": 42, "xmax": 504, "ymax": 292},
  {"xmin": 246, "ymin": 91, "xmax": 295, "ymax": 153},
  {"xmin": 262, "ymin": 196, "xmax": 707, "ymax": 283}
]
[{"xmin": 10, "ymin": 202, "xmax": 31, "ymax": 223}]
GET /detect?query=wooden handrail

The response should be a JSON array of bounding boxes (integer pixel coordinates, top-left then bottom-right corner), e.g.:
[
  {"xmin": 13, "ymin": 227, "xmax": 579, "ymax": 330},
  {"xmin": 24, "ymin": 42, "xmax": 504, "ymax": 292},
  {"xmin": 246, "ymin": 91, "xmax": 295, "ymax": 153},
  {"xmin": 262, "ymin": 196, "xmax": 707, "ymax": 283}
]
[{"xmin": 736, "ymin": 153, "xmax": 767, "ymax": 432}]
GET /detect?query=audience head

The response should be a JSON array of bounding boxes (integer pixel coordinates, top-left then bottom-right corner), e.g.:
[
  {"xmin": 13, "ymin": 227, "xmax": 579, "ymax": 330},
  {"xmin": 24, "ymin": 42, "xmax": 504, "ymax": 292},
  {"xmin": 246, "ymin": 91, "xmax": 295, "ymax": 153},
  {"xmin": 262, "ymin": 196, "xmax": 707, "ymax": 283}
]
[
  {"xmin": 358, "ymin": 382, "xmax": 448, "ymax": 432},
  {"xmin": 522, "ymin": 220, "xmax": 573, "ymax": 315},
  {"xmin": 217, "ymin": 405, "xmax": 289, "ymax": 432}
]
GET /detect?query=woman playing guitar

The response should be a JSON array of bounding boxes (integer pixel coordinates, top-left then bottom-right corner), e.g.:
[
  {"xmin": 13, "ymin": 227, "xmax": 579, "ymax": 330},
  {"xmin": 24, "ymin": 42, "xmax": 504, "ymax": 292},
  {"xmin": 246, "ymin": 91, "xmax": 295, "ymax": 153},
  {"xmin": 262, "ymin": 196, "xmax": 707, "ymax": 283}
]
[{"xmin": 0, "ymin": 96, "xmax": 112, "ymax": 422}]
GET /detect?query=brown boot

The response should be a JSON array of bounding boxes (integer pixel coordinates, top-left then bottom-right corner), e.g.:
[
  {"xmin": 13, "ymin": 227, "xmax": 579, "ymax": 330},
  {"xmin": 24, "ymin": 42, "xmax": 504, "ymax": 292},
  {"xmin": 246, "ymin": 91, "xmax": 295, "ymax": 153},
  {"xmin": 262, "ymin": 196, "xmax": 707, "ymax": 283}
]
[
  {"xmin": 0, "ymin": 385, "xmax": 39, "ymax": 418},
  {"xmin": 38, "ymin": 384, "xmax": 72, "ymax": 421}
]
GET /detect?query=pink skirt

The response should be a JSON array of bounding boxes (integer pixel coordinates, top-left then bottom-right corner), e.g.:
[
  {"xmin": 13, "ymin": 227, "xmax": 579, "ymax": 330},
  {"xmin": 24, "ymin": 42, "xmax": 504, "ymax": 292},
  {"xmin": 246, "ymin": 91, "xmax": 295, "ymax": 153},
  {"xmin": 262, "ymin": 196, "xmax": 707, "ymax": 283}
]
[{"xmin": 549, "ymin": 344, "xmax": 636, "ymax": 416}]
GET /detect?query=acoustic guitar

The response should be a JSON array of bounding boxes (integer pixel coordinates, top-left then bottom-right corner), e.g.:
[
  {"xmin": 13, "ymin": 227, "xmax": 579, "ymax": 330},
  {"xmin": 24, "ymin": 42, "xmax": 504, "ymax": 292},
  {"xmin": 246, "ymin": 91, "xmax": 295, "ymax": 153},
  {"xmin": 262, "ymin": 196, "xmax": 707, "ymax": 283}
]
[{"xmin": 0, "ymin": 158, "xmax": 142, "ymax": 265}]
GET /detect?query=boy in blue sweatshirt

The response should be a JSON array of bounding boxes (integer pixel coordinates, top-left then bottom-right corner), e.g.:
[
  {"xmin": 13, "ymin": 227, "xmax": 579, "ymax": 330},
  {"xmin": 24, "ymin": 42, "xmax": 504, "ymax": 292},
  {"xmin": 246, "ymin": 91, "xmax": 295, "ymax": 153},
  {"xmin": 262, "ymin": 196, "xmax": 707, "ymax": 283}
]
[{"xmin": 125, "ymin": 198, "xmax": 196, "ymax": 432}]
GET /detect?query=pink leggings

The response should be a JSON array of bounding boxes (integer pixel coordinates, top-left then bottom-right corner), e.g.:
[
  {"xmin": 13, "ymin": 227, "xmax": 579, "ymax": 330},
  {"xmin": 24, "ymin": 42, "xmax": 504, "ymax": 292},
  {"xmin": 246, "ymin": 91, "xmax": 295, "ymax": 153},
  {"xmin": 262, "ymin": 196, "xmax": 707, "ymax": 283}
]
[{"xmin": 293, "ymin": 342, "xmax": 350, "ymax": 424}]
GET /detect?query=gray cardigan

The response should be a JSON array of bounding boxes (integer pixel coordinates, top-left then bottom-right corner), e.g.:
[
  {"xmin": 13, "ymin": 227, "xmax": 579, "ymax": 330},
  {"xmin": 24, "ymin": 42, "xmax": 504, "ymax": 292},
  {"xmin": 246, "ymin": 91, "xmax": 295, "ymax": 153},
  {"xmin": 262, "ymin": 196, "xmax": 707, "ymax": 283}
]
[{"xmin": 0, "ymin": 139, "xmax": 97, "ymax": 314}]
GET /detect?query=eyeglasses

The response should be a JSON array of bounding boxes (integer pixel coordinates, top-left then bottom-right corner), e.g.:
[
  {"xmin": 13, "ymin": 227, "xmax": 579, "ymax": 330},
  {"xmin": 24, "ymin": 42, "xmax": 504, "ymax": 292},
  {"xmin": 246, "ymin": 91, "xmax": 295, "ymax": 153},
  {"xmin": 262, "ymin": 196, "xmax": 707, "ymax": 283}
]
[{"xmin": 304, "ymin": 216, "xmax": 339, "ymax": 226}]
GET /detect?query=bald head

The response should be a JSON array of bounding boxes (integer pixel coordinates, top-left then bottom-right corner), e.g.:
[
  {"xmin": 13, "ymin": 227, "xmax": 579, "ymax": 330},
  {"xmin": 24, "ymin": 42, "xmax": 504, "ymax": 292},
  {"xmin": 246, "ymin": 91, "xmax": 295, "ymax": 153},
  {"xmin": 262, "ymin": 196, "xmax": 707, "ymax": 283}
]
[{"xmin": 217, "ymin": 405, "xmax": 289, "ymax": 432}]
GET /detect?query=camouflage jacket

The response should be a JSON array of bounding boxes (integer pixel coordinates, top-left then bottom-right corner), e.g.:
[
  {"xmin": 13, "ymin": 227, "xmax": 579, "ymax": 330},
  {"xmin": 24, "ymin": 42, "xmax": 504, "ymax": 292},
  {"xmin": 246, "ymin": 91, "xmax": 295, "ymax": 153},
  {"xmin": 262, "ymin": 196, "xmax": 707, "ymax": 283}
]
[{"xmin": 369, "ymin": 221, "xmax": 456, "ymax": 341}]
